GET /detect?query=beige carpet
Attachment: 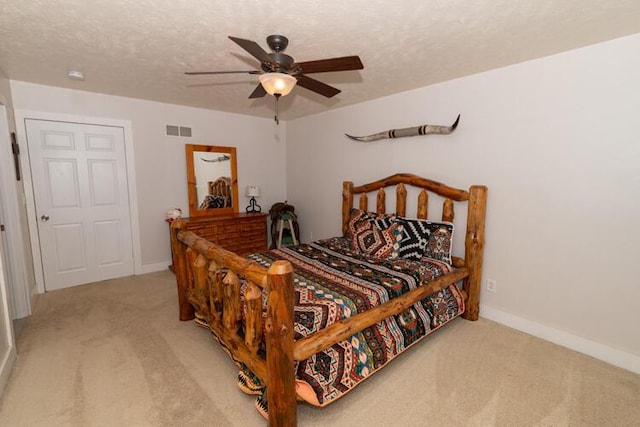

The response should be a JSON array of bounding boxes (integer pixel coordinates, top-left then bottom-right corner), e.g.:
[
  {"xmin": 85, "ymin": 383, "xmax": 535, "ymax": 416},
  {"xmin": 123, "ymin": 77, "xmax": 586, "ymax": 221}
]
[{"xmin": 1, "ymin": 271, "xmax": 638, "ymax": 426}]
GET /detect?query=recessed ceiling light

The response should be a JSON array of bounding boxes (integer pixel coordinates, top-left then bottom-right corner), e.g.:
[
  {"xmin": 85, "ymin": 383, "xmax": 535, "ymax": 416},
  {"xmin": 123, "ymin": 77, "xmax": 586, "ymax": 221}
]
[{"xmin": 67, "ymin": 70, "xmax": 85, "ymax": 81}]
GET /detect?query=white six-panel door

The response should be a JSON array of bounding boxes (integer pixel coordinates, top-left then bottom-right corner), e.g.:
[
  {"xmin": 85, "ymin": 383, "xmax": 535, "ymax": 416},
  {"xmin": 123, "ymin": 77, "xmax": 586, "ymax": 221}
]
[{"xmin": 25, "ymin": 119, "xmax": 134, "ymax": 291}]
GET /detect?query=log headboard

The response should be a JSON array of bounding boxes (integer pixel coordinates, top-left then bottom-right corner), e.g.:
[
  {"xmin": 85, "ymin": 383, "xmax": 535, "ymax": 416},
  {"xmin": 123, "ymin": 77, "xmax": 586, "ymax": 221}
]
[{"xmin": 341, "ymin": 173, "xmax": 487, "ymax": 320}]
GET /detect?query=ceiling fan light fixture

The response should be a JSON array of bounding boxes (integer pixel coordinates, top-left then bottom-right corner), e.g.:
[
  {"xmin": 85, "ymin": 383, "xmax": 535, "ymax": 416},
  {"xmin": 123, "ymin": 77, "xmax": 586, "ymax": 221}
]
[{"xmin": 258, "ymin": 72, "xmax": 297, "ymax": 96}]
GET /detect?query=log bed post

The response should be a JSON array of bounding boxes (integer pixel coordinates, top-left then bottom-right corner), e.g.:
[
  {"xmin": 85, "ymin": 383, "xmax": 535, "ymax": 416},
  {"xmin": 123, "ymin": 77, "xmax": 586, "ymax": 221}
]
[
  {"xmin": 461, "ymin": 185, "xmax": 487, "ymax": 321},
  {"xmin": 396, "ymin": 183, "xmax": 406, "ymax": 216},
  {"xmin": 223, "ymin": 271, "xmax": 241, "ymax": 332},
  {"xmin": 265, "ymin": 260, "xmax": 296, "ymax": 427},
  {"xmin": 359, "ymin": 193, "xmax": 368, "ymax": 211},
  {"xmin": 170, "ymin": 219, "xmax": 195, "ymax": 321},
  {"xmin": 342, "ymin": 181, "xmax": 354, "ymax": 235},
  {"xmin": 417, "ymin": 189, "xmax": 428, "ymax": 219},
  {"xmin": 244, "ymin": 283, "xmax": 263, "ymax": 353},
  {"xmin": 208, "ymin": 261, "xmax": 223, "ymax": 323},
  {"xmin": 193, "ymin": 254, "xmax": 209, "ymax": 316},
  {"xmin": 376, "ymin": 189, "xmax": 386, "ymax": 214},
  {"xmin": 442, "ymin": 199, "xmax": 454, "ymax": 222}
]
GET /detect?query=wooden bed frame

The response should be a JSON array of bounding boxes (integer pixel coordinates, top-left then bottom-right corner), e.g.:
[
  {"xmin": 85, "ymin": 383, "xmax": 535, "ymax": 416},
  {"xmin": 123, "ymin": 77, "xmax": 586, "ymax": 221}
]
[{"xmin": 170, "ymin": 173, "xmax": 487, "ymax": 426}]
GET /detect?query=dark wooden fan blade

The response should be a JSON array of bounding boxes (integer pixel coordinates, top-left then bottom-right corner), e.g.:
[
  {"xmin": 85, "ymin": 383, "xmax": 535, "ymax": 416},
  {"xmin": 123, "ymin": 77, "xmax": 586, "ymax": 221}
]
[
  {"xmin": 249, "ymin": 84, "xmax": 267, "ymax": 99},
  {"xmin": 293, "ymin": 56, "xmax": 363, "ymax": 74},
  {"xmin": 228, "ymin": 36, "xmax": 272, "ymax": 63},
  {"xmin": 185, "ymin": 70, "xmax": 261, "ymax": 75},
  {"xmin": 296, "ymin": 75, "xmax": 341, "ymax": 98}
]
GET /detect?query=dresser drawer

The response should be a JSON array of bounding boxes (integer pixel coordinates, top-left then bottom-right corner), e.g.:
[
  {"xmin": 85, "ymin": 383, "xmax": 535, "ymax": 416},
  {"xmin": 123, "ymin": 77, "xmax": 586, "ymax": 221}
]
[
  {"xmin": 238, "ymin": 240, "xmax": 267, "ymax": 255},
  {"xmin": 218, "ymin": 221, "xmax": 239, "ymax": 234},
  {"xmin": 188, "ymin": 225, "xmax": 218, "ymax": 241},
  {"xmin": 171, "ymin": 213, "xmax": 268, "ymax": 269},
  {"xmin": 215, "ymin": 234, "xmax": 240, "ymax": 248},
  {"xmin": 241, "ymin": 227, "xmax": 266, "ymax": 239},
  {"xmin": 240, "ymin": 220, "xmax": 266, "ymax": 232}
]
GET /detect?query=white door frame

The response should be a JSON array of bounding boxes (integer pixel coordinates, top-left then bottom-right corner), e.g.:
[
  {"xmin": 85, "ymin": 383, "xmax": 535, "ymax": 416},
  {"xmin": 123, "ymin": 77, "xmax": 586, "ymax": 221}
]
[
  {"xmin": 15, "ymin": 110, "xmax": 143, "ymax": 295},
  {"xmin": 0, "ymin": 233, "xmax": 16, "ymax": 396},
  {"xmin": 0, "ymin": 104, "xmax": 32, "ymax": 318},
  {"xmin": 0, "ymin": 104, "xmax": 17, "ymax": 396},
  {"xmin": 0, "ymin": 231, "xmax": 16, "ymax": 396}
]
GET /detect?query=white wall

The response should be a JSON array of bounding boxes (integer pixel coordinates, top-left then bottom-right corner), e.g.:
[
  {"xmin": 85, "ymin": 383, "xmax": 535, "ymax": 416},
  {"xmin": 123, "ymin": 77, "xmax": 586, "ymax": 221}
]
[
  {"xmin": 286, "ymin": 33, "xmax": 640, "ymax": 368},
  {"xmin": 10, "ymin": 82, "xmax": 287, "ymax": 269}
]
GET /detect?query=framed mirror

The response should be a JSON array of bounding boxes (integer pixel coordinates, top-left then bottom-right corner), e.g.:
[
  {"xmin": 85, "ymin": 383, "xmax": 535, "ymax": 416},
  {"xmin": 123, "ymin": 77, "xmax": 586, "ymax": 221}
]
[{"xmin": 186, "ymin": 144, "xmax": 239, "ymax": 217}]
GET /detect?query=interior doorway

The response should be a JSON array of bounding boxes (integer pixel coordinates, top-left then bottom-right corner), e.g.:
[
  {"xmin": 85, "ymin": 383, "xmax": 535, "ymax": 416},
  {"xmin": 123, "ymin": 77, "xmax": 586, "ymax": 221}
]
[
  {"xmin": 16, "ymin": 111, "xmax": 142, "ymax": 294},
  {"xmin": 25, "ymin": 119, "xmax": 134, "ymax": 290}
]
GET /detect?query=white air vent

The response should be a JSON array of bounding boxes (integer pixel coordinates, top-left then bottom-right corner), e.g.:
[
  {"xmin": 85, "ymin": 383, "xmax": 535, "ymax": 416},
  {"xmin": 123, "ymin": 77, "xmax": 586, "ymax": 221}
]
[
  {"xmin": 166, "ymin": 125, "xmax": 179, "ymax": 136},
  {"xmin": 166, "ymin": 125, "xmax": 192, "ymax": 137}
]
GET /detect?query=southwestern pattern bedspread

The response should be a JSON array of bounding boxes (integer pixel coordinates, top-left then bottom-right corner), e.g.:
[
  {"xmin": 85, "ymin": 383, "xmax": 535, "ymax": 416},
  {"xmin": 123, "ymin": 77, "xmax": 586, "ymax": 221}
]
[{"xmin": 243, "ymin": 237, "xmax": 464, "ymax": 408}]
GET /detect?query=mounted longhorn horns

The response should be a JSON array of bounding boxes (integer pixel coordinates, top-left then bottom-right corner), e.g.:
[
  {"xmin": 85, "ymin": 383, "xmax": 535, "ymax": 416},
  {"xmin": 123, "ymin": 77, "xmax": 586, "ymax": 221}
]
[{"xmin": 345, "ymin": 114, "xmax": 460, "ymax": 142}]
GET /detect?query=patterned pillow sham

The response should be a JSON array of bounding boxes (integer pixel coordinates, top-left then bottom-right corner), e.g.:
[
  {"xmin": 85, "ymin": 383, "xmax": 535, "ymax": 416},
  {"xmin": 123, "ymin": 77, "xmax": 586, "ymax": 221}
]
[
  {"xmin": 394, "ymin": 217, "xmax": 454, "ymax": 264},
  {"xmin": 345, "ymin": 209, "xmax": 396, "ymax": 240},
  {"xmin": 350, "ymin": 217, "xmax": 401, "ymax": 259},
  {"xmin": 363, "ymin": 210, "xmax": 396, "ymax": 230}
]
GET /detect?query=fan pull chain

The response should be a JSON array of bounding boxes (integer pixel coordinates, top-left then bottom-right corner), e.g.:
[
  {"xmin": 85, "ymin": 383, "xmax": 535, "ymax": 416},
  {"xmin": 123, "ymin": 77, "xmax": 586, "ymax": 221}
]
[{"xmin": 274, "ymin": 94, "xmax": 281, "ymax": 125}]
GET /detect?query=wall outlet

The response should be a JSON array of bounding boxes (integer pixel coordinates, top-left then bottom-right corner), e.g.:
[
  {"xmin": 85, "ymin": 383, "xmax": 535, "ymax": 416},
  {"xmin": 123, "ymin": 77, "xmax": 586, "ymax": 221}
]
[
  {"xmin": 310, "ymin": 232, "xmax": 313, "ymax": 241},
  {"xmin": 486, "ymin": 279, "xmax": 497, "ymax": 292}
]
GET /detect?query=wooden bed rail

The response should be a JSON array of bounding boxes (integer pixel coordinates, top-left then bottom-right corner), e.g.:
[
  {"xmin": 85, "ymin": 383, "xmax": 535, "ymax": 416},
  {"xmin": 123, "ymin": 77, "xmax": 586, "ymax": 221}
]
[{"xmin": 293, "ymin": 267, "xmax": 469, "ymax": 360}]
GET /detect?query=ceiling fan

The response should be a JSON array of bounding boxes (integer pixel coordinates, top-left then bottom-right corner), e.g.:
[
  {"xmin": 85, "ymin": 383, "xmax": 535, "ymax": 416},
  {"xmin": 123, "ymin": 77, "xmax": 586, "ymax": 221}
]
[{"xmin": 185, "ymin": 35, "xmax": 364, "ymax": 100}]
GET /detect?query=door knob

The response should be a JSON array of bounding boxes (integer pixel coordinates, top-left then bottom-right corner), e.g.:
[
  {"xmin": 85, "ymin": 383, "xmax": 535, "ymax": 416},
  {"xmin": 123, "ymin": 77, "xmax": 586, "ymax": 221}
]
[{"xmin": 40, "ymin": 214, "xmax": 50, "ymax": 222}]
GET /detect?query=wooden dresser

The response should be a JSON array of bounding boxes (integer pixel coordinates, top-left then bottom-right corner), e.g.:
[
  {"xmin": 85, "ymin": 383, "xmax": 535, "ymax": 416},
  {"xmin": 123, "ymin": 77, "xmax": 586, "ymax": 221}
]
[{"xmin": 170, "ymin": 213, "xmax": 268, "ymax": 269}]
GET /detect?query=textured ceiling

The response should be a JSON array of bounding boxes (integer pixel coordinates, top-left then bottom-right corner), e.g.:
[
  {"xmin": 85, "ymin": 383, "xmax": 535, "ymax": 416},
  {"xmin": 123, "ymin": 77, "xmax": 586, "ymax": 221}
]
[{"xmin": 1, "ymin": 0, "xmax": 640, "ymax": 121}]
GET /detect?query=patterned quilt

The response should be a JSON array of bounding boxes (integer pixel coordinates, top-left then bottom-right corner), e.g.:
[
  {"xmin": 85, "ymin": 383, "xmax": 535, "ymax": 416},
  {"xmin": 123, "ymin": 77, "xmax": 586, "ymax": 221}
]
[{"xmin": 245, "ymin": 237, "xmax": 464, "ymax": 407}]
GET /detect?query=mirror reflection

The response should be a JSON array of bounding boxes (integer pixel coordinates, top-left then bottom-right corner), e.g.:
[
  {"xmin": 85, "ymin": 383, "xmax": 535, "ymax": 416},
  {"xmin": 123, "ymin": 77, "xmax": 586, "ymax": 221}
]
[
  {"xmin": 195, "ymin": 152, "xmax": 233, "ymax": 209},
  {"xmin": 186, "ymin": 144, "xmax": 239, "ymax": 217}
]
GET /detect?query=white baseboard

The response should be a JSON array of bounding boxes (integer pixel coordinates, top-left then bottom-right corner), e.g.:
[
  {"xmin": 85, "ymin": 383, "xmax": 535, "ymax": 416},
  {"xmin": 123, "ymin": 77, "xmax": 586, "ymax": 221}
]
[
  {"xmin": 480, "ymin": 304, "xmax": 640, "ymax": 375},
  {"xmin": 140, "ymin": 261, "xmax": 171, "ymax": 274}
]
